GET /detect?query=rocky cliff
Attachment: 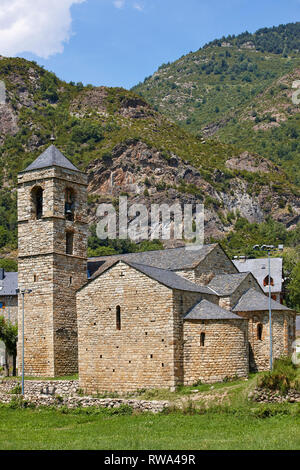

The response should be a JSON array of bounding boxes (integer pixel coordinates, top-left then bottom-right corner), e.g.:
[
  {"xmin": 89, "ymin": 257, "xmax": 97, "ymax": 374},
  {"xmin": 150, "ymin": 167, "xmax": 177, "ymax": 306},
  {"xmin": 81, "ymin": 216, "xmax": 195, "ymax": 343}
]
[{"xmin": 0, "ymin": 56, "xmax": 299, "ymax": 254}]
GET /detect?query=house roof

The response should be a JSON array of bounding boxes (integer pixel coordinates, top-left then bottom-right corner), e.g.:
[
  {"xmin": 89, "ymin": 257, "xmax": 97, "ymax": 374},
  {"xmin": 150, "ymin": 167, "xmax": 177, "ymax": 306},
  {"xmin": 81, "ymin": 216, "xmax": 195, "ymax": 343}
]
[
  {"xmin": 22, "ymin": 145, "xmax": 80, "ymax": 173},
  {"xmin": 233, "ymin": 257, "xmax": 283, "ymax": 294},
  {"xmin": 88, "ymin": 244, "xmax": 218, "ymax": 276},
  {"xmin": 232, "ymin": 288, "xmax": 291, "ymax": 312},
  {"xmin": 84, "ymin": 258, "xmax": 215, "ymax": 295},
  {"xmin": 207, "ymin": 272, "xmax": 250, "ymax": 296},
  {"xmin": 0, "ymin": 271, "xmax": 18, "ymax": 296},
  {"xmin": 184, "ymin": 299, "xmax": 243, "ymax": 320},
  {"xmin": 127, "ymin": 262, "xmax": 215, "ymax": 294}
]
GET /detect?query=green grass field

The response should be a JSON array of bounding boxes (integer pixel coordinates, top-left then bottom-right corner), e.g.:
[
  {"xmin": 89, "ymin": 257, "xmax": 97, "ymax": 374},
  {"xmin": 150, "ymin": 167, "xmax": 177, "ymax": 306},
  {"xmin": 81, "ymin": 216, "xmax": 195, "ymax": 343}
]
[
  {"xmin": 1, "ymin": 368, "xmax": 300, "ymax": 450},
  {"xmin": 0, "ymin": 405, "xmax": 300, "ymax": 450}
]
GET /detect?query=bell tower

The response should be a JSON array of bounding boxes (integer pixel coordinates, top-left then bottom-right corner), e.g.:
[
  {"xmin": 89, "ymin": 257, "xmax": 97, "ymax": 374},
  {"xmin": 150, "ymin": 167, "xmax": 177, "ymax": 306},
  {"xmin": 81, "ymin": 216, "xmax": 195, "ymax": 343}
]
[{"xmin": 17, "ymin": 145, "xmax": 88, "ymax": 376}]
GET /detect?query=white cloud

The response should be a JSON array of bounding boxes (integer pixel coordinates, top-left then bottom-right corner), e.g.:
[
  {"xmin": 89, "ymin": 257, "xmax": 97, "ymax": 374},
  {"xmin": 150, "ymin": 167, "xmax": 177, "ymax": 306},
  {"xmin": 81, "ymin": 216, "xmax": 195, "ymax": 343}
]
[
  {"xmin": 113, "ymin": 0, "xmax": 125, "ymax": 8},
  {"xmin": 0, "ymin": 0, "xmax": 86, "ymax": 59},
  {"xmin": 133, "ymin": 3, "xmax": 143, "ymax": 11},
  {"xmin": 113, "ymin": 1, "xmax": 143, "ymax": 11}
]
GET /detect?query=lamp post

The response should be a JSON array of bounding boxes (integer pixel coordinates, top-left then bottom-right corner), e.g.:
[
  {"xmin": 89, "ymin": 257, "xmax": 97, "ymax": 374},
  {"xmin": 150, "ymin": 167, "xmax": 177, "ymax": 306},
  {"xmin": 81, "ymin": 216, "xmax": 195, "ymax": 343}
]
[
  {"xmin": 7, "ymin": 295, "xmax": 12, "ymax": 323},
  {"xmin": 253, "ymin": 244, "xmax": 283, "ymax": 370},
  {"xmin": 16, "ymin": 288, "xmax": 32, "ymax": 396}
]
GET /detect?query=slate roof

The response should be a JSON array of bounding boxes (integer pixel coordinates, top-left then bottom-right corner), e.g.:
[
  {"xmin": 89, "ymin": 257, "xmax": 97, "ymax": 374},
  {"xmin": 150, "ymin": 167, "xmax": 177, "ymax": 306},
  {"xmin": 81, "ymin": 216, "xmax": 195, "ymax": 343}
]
[
  {"xmin": 127, "ymin": 262, "xmax": 215, "ymax": 294},
  {"xmin": 232, "ymin": 288, "xmax": 291, "ymax": 312},
  {"xmin": 0, "ymin": 271, "xmax": 18, "ymax": 296},
  {"xmin": 233, "ymin": 258, "xmax": 283, "ymax": 294},
  {"xmin": 88, "ymin": 244, "xmax": 218, "ymax": 276},
  {"xmin": 85, "ymin": 258, "xmax": 215, "ymax": 294},
  {"xmin": 22, "ymin": 145, "xmax": 80, "ymax": 173},
  {"xmin": 207, "ymin": 272, "xmax": 250, "ymax": 296},
  {"xmin": 184, "ymin": 299, "xmax": 243, "ymax": 320}
]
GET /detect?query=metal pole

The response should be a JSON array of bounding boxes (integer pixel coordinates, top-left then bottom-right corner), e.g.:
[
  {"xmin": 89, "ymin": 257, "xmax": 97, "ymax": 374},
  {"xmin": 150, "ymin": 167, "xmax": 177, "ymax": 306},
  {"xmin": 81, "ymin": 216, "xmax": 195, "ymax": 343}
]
[
  {"xmin": 8, "ymin": 296, "xmax": 11, "ymax": 323},
  {"xmin": 22, "ymin": 292, "xmax": 25, "ymax": 396},
  {"xmin": 268, "ymin": 251, "xmax": 273, "ymax": 370}
]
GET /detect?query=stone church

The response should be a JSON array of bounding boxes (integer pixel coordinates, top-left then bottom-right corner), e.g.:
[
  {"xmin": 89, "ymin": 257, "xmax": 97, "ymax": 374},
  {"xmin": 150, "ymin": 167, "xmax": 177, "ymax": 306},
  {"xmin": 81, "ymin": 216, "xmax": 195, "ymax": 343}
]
[{"xmin": 17, "ymin": 145, "xmax": 296, "ymax": 393}]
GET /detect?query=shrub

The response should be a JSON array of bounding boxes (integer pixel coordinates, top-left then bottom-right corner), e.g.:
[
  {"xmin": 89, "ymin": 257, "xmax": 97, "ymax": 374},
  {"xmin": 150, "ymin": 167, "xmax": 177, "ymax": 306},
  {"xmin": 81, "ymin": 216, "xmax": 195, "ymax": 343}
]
[
  {"xmin": 0, "ymin": 258, "xmax": 17, "ymax": 272},
  {"xmin": 10, "ymin": 384, "xmax": 21, "ymax": 395},
  {"xmin": 257, "ymin": 356, "xmax": 298, "ymax": 394},
  {"xmin": 71, "ymin": 122, "xmax": 103, "ymax": 144}
]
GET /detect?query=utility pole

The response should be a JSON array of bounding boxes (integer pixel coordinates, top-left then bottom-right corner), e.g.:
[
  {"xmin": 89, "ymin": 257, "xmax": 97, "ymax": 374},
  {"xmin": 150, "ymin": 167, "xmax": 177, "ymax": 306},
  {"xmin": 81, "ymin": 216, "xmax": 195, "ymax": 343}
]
[
  {"xmin": 16, "ymin": 288, "xmax": 32, "ymax": 396},
  {"xmin": 268, "ymin": 250, "xmax": 273, "ymax": 370},
  {"xmin": 253, "ymin": 244, "xmax": 284, "ymax": 370}
]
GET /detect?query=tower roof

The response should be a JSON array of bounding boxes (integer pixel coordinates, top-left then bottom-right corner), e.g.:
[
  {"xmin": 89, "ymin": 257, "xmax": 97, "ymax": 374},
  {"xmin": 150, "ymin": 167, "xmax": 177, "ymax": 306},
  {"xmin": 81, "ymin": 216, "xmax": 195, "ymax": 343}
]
[{"xmin": 22, "ymin": 145, "xmax": 80, "ymax": 173}]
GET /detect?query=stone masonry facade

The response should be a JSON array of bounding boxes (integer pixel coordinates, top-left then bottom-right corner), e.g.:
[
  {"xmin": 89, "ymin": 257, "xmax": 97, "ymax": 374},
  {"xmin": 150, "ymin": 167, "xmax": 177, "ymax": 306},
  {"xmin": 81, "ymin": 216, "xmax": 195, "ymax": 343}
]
[
  {"xmin": 236, "ymin": 310, "xmax": 296, "ymax": 371},
  {"xmin": 17, "ymin": 164, "xmax": 88, "ymax": 377},
  {"xmin": 17, "ymin": 145, "xmax": 296, "ymax": 393},
  {"xmin": 77, "ymin": 261, "xmax": 249, "ymax": 394},
  {"xmin": 218, "ymin": 274, "xmax": 261, "ymax": 311},
  {"xmin": 183, "ymin": 319, "xmax": 249, "ymax": 385},
  {"xmin": 77, "ymin": 262, "xmax": 179, "ymax": 393},
  {"xmin": 0, "ymin": 296, "xmax": 17, "ymax": 324}
]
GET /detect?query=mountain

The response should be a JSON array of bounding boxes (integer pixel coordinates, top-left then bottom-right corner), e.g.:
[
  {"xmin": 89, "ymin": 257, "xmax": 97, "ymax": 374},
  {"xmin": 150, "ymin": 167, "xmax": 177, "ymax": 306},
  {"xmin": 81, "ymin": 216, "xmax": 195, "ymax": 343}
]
[
  {"xmin": 0, "ymin": 56, "xmax": 299, "ymax": 259},
  {"xmin": 132, "ymin": 22, "xmax": 300, "ymax": 185}
]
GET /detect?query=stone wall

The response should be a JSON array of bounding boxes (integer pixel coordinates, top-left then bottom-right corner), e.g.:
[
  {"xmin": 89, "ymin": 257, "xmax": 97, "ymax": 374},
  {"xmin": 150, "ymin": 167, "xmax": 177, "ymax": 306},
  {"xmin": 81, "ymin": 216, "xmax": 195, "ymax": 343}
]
[
  {"xmin": 77, "ymin": 261, "xmax": 178, "ymax": 393},
  {"xmin": 0, "ymin": 295, "xmax": 18, "ymax": 324},
  {"xmin": 236, "ymin": 310, "xmax": 296, "ymax": 372},
  {"xmin": 249, "ymin": 387, "xmax": 300, "ymax": 404},
  {"xmin": 0, "ymin": 380, "xmax": 169, "ymax": 413},
  {"xmin": 218, "ymin": 274, "xmax": 262, "ymax": 311},
  {"xmin": 0, "ymin": 379, "xmax": 78, "ymax": 396},
  {"xmin": 17, "ymin": 165, "xmax": 88, "ymax": 377},
  {"xmin": 77, "ymin": 259, "xmax": 250, "ymax": 393},
  {"xmin": 194, "ymin": 245, "xmax": 238, "ymax": 285},
  {"xmin": 17, "ymin": 256, "xmax": 54, "ymax": 376},
  {"xmin": 183, "ymin": 319, "xmax": 249, "ymax": 384},
  {"xmin": 174, "ymin": 269, "xmax": 196, "ymax": 283},
  {"xmin": 172, "ymin": 290, "xmax": 202, "ymax": 386}
]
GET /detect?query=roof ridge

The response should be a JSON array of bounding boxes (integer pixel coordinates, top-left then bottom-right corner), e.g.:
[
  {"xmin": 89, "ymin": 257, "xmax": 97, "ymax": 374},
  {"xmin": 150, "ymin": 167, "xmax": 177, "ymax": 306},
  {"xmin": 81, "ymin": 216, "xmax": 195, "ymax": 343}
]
[
  {"xmin": 127, "ymin": 260, "xmax": 218, "ymax": 294},
  {"xmin": 88, "ymin": 243, "xmax": 217, "ymax": 261},
  {"xmin": 184, "ymin": 298, "xmax": 243, "ymax": 320},
  {"xmin": 232, "ymin": 287, "xmax": 291, "ymax": 311}
]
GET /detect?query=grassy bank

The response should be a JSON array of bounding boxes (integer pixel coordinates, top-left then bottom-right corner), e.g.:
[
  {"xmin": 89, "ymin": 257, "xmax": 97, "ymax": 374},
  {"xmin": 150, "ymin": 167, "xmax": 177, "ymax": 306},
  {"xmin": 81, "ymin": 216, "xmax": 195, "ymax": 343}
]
[
  {"xmin": 1, "ymin": 404, "xmax": 300, "ymax": 450},
  {"xmin": 1, "ymin": 364, "xmax": 300, "ymax": 450}
]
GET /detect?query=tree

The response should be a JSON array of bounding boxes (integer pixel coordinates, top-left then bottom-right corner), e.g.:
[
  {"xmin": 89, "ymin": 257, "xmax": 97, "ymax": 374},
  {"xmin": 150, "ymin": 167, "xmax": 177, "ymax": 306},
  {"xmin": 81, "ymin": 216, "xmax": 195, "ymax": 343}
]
[
  {"xmin": 0, "ymin": 258, "xmax": 17, "ymax": 272},
  {"xmin": 0, "ymin": 316, "xmax": 18, "ymax": 376},
  {"xmin": 71, "ymin": 121, "xmax": 103, "ymax": 144},
  {"xmin": 288, "ymin": 262, "xmax": 300, "ymax": 312}
]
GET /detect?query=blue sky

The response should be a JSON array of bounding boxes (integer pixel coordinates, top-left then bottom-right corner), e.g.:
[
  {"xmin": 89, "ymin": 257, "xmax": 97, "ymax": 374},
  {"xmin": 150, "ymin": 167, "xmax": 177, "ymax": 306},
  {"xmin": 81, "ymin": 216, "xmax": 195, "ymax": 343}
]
[{"xmin": 2, "ymin": 0, "xmax": 300, "ymax": 89}]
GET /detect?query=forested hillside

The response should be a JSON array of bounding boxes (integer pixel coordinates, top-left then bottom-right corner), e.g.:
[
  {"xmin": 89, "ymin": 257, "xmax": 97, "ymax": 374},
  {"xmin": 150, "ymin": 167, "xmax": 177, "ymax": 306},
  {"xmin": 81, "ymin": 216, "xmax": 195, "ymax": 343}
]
[
  {"xmin": 133, "ymin": 22, "xmax": 300, "ymax": 185},
  {"xmin": 0, "ymin": 40, "xmax": 299, "ymax": 278}
]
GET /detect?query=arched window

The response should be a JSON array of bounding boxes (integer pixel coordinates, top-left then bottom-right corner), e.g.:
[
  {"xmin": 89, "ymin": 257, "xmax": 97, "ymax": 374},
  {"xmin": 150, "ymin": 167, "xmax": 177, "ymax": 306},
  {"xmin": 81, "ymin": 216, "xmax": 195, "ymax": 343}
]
[
  {"xmin": 263, "ymin": 275, "xmax": 274, "ymax": 287},
  {"xmin": 257, "ymin": 323, "xmax": 263, "ymax": 341},
  {"xmin": 65, "ymin": 188, "xmax": 75, "ymax": 221},
  {"xmin": 66, "ymin": 231, "xmax": 74, "ymax": 255},
  {"xmin": 31, "ymin": 186, "xmax": 43, "ymax": 220},
  {"xmin": 200, "ymin": 332, "xmax": 205, "ymax": 347},
  {"xmin": 116, "ymin": 306, "xmax": 121, "ymax": 330}
]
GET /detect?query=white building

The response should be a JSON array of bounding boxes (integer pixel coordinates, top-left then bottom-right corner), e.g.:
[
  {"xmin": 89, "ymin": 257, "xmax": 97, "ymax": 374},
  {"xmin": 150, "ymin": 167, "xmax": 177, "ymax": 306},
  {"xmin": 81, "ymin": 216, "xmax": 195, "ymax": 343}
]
[{"xmin": 233, "ymin": 258, "xmax": 283, "ymax": 303}]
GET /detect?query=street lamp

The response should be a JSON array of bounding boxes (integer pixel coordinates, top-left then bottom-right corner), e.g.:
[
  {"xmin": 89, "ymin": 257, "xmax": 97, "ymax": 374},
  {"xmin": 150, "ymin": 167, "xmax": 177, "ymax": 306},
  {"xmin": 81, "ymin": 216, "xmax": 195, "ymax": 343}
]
[
  {"xmin": 7, "ymin": 295, "xmax": 12, "ymax": 323},
  {"xmin": 16, "ymin": 288, "xmax": 32, "ymax": 396},
  {"xmin": 253, "ymin": 244, "xmax": 283, "ymax": 370}
]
